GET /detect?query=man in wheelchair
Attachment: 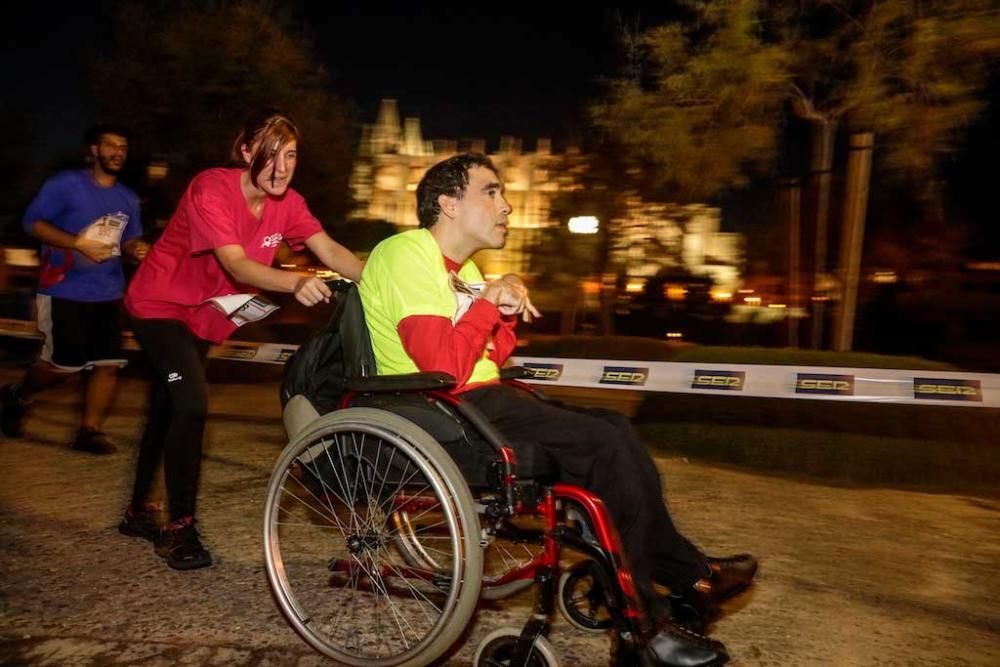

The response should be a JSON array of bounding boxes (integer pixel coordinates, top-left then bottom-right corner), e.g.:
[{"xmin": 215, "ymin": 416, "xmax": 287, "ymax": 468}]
[{"xmin": 357, "ymin": 153, "xmax": 757, "ymax": 665}]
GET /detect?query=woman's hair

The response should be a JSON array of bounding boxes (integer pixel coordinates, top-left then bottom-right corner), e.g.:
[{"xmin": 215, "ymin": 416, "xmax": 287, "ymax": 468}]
[{"xmin": 230, "ymin": 109, "xmax": 301, "ymax": 185}]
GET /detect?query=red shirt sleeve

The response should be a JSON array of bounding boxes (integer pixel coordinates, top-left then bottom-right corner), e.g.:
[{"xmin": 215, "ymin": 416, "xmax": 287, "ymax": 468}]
[
  {"xmin": 398, "ymin": 299, "xmax": 502, "ymax": 386},
  {"xmin": 488, "ymin": 315, "xmax": 518, "ymax": 366}
]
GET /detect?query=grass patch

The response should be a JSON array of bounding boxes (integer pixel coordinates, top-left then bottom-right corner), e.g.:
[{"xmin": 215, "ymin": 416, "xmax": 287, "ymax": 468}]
[
  {"xmin": 636, "ymin": 394, "xmax": 996, "ymax": 445},
  {"xmin": 640, "ymin": 421, "xmax": 1000, "ymax": 498}
]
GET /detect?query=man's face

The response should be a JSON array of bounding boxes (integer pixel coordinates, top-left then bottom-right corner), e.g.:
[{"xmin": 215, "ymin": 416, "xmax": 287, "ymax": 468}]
[
  {"xmin": 451, "ymin": 166, "xmax": 512, "ymax": 251},
  {"xmin": 92, "ymin": 133, "xmax": 128, "ymax": 176},
  {"xmin": 247, "ymin": 139, "xmax": 298, "ymax": 197}
]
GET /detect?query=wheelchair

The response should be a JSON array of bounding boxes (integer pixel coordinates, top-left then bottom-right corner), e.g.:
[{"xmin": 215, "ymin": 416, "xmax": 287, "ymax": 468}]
[{"xmin": 263, "ymin": 282, "xmax": 698, "ymax": 666}]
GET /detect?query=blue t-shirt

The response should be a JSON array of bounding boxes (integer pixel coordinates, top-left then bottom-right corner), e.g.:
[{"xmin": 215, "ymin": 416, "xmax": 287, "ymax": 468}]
[{"xmin": 23, "ymin": 170, "xmax": 142, "ymax": 302}]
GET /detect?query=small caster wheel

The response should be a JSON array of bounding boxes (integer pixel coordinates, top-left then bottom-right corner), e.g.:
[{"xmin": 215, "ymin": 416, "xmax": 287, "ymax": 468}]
[
  {"xmin": 558, "ymin": 560, "xmax": 612, "ymax": 632},
  {"xmin": 473, "ymin": 627, "xmax": 560, "ymax": 667}
]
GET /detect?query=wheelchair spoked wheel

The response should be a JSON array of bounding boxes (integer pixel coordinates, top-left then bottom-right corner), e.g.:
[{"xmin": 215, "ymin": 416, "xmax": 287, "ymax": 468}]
[
  {"xmin": 473, "ymin": 627, "xmax": 560, "ymax": 667},
  {"xmin": 557, "ymin": 560, "xmax": 613, "ymax": 632},
  {"xmin": 263, "ymin": 408, "xmax": 483, "ymax": 667}
]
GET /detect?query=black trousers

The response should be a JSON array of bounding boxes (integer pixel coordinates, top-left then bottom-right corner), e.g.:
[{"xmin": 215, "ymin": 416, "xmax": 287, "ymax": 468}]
[
  {"xmin": 129, "ymin": 317, "xmax": 212, "ymax": 521},
  {"xmin": 462, "ymin": 384, "xmax": 710, "ymax": 596}
]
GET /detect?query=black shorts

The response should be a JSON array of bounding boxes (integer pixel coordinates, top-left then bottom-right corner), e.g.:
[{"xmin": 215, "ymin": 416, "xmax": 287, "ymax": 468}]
[{"xmin": 36, "ymin": 295, "xmax": 128, "ymax": 371}]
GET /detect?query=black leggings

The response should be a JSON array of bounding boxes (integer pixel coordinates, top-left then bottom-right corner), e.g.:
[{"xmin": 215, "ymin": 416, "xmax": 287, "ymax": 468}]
[
  {"xmin": 129, "ymin": 317, "xmax": 212, "ymax": 521},
  {"xmin": 462, "ymin": 384, "xmax": 710, "ymax": 596}
]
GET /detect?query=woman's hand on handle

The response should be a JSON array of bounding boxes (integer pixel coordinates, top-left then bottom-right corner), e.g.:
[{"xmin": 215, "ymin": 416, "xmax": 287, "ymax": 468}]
[{"xmin": 293, "ymin": 277, "xmax": 333, "ymax": 306}]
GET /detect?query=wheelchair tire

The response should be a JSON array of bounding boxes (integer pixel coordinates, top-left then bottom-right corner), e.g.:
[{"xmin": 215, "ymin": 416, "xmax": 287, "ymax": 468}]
[
  {"xmin": 473, "ymin": 627, "xmax": 560, "ymax": 667},
  {"xmin": 263, "ymin": 408, "xmax": 483, "ymax": 667},
  {"xmin": 557, "ymin": 560, "xmax": 613, "ymax": 632}
]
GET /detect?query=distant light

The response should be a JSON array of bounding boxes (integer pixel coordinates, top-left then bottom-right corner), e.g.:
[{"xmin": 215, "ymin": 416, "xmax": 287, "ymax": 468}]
[
  {"xmin": 147, "ymin": 162, "xmax": 168, "ymax": 179},
  {"xmin": 581, "ymin": 280, "xmax": 601, "ymax": 294},
  {"xmin": 710, "ymin": 290, "xmax": 732, "ymax": 302},
  {"xmin": 625, "ymin": 280, "xmax": 645, "ymax": 293},
  {"xmin": 968, "ymin": 262, "xmax": 1000, "ymax": 271},
  {"xmin": 737, "ymin": 289, "xmax": 754, "ymax": 294},
  {"xmin": 767, "ymin": 303, "xmax": 787, "ymax": 309},
  {"xmin": 872, "ymin": 271, "xmax": 897, "ymax": 284},
  {"xmin": 664, "ymin": 285, "xmax": 688, "ymax": 301},
  {"xmin": 484, "ymin": 274, "xmax": 502, "ymax": 280},
  {"xmin": 665, "ymin": 332, "xmax": 683, "ymax": 339},
  {"xmin": 568, "ymin": 216, "xmax": 599, "ymax": 234},
  {"xmin": 811, "ymin": 295, "xmax": 830, "ymax": 302},
  {"xmin": 280, "ymin": 264, "xmax": 298, "ymax": 268},
  {"xmin": 314, "ymin": 270, "xmax": 339, "ymax": 280},
  {"xmin": 744, "ymin": 296, "xmax": 762, "ymax": 306}
]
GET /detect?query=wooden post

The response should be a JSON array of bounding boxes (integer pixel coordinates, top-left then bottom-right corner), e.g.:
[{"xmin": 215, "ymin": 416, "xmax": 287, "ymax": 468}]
[
  {"xmin": 810, "ymin": 120, "xmax": 836, "ymax": 349},
  {"xmin": 785, "ymin": 178, "xmax": 802, "ymax": 348},
  {"xmin": 833, "ymin": 132, "xmax": 874, "ymax": 352}
]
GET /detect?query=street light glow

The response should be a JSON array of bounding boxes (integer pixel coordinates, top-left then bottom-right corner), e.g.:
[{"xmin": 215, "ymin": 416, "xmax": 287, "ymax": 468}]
[{"xmin": 568, "ymin": 216, "xmax": 599, "ymax": 234}]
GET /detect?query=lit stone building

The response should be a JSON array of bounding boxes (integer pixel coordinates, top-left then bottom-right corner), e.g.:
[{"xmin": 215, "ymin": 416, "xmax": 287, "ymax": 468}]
[
  {"xmin": 611, "ymin": 198, "xmax": 743, "ymax": 292},
  {"xmin": 350, "ymin": 99, "xmax": 743, "ymax": 291}
]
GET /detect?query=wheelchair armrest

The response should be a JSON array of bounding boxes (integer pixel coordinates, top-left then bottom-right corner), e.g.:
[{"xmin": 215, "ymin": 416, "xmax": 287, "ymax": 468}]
[
  {"xmin": 346, "ymin": 371, "xmax": 457, "ymax": 393},
  {"xmin": 499, "ymin": 366, "xmax": 529, "ymax": 380},
  {"xmin": 283, "ymin": 394, "xmax": 321, "ymax": 441}
]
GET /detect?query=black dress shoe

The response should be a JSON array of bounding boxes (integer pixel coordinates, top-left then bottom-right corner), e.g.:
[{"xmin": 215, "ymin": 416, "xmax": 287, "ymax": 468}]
[
  {"xmin": 645, "ymin": 621, "xmax": 729, "ymax": 666},
  {"xmin": 706, "ymin": 553, "xmax": 758, "ymax": 603}
]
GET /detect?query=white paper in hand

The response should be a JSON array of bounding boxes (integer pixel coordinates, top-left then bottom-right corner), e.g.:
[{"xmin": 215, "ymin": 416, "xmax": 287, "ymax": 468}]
[
  {"xmin": 449, "ymin": 272, "xmax": 485, "ymax": 323},
  {"xmin": 207, "ymin": 294, "xmax": 279, "ymax": 327},
  {"xmin": 80, "ymin": 213, "xmax": 129, "ymax": 256}
]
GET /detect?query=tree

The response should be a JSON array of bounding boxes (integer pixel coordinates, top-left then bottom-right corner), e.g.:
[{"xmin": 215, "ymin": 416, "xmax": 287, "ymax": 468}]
[
  {"xmin": 595, "ymin": 0, "xmax": 1000, "ymax": 198},
  {"xmin": 591, "ymin": 1, "xmax": 789, "ymax": 202},
  {"xmin": 87, "ymin": 1, "xmax": 354, "ymax": 225},
  {"xmin": 593, "ymin": 0, "xmax": 1000, "ymax": 348}
]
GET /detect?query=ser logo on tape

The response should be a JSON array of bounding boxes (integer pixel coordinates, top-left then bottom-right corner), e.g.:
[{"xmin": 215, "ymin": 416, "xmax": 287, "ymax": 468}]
[
  {"xmin": 913, "ymin": 378, "xmax": 982, "ymax": 402},
  {"xmin": 522, "ymin": 363, "xmax": 564, "ymax": 381},
  {"xmin": 221, "ymin": 345, "xmax": 258, "ymax": 361},
  {"xmin": 692, "ymin": 369, "xmax": 745, "ymax": 391},
  {"xmin": 795, "ymin": 373, "xmax": 854, "ymax": 395},
  {"xmin": 600, "ymin": 366, "xmax": 648, "ymax": 386}
]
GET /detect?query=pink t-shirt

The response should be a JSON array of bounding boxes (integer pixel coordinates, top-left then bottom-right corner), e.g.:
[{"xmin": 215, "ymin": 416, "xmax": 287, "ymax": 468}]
[{"xmin": 125, "ymin": 168, "xmax": 322, "ymax": 343}]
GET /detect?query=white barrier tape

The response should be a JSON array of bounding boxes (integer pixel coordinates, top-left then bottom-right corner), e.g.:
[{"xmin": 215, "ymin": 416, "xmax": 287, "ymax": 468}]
[
  {"xmin": 122, "ymin": 332, "xmax": 300, "ymax": 363},
  {"xmin": 3, "ymin": 319, "xmax": 996, "ymax": 407},
  {"xmin": 510, "ymin": 357, "xmax": 1000, "ymax": 408},
  {"xmin": 0, "ymin": 318, "xmax": 43, "ymax": 339}
]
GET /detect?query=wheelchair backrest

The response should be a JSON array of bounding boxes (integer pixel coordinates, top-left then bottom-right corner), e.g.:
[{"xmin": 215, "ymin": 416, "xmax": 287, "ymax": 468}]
[{"xmin": 280, "ymin": 280, "xmax": 375, "ymax": 413}]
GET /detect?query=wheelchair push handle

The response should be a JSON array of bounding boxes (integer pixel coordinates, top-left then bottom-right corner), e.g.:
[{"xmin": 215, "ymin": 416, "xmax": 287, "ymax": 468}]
[{"xmin": 324, "ymin": 279, "xmax": 356, "ymax": 294}]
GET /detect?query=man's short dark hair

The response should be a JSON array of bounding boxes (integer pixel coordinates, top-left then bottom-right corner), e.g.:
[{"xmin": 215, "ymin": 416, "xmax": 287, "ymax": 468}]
[
  {"xmin": 86, "ymin": 124, "xmax": 129, "ymax": 146},
  {"xmin": 416, "ymin": 153, "xmax": 499, "ymax": 228}
]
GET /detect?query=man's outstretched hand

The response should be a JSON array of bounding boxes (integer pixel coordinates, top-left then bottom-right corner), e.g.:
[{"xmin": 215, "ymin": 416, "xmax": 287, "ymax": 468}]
[{"xmin": 482, "ymin": 273, "xmax": 541, "ymax": 322}]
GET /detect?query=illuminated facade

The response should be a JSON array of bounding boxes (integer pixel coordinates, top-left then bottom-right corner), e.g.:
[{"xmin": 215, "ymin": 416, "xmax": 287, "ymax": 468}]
[{"xmin": 350, "ymin": 99, "xmax": 743, "ymax": 290}]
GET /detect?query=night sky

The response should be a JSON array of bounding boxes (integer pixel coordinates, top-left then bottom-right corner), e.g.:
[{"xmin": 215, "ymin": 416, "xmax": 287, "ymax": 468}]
[
  {"xmin": 299, "ymin": 4, "xmax": 678, "ymax": 148},
  {"xmin": 3, "ymin": 3, "xmax": 675, "ymax": 157}
]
